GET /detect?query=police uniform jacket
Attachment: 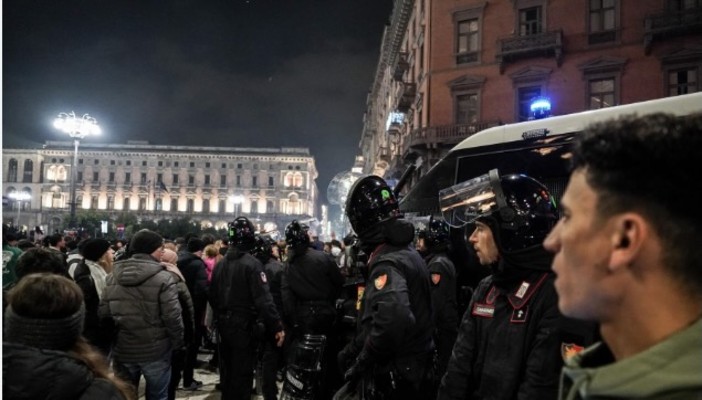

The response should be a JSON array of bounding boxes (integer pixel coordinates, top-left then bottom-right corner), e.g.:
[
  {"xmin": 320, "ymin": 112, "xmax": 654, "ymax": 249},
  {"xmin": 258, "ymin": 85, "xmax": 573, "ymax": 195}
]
[
  {"xmin": 209, "ymin": 247, "xmax": 282, "ymax": 335},
  {"xmin": 427, "ymin": 251, "xmax": 459, "ymax": 331}
]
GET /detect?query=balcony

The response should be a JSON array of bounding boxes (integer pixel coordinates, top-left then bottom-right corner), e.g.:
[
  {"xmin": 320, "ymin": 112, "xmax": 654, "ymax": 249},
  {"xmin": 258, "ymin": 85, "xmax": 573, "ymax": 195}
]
[
  {"xmin": 396, "ymin": 82, "xmax": 417, "ymax": 113},
  {"xmin": 644, "ymin": 8, "xmax": 702, "ymax": 54},
  {"xmin": 496, "ymin": 30, "xmax": 563, "ymax": 74},
  {"xmin": 402, "ymin": 121, "xmax": 502, "ymax": 159},
  {"xmin": 393, "ymin": 52, "xmax": 409, "ymax": 81},
  {"xmin": 376, "ymin": 145, "xmax": 391, "ymax": 163}
]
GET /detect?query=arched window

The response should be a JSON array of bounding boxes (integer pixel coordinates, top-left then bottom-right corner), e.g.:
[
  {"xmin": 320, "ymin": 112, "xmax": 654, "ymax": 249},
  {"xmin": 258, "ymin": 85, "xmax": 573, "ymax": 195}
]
[
  {"xmin": 287, "ymin": 193, "xmax": 300, "ymax": 215},
  {"xmin": 171, "ymin": 198, "xmax": 179, "ymax": 212},
  {"xmin": 47, "ymin": 165, "xmax": 57, "ymax": 181},
  {"xmin": 92, "ymin": 196, "xmax": 99, "ymax": 209},
  {"xmin": 57, "ymin": 166, "xmax": 68, "ymax": 181},
  {"xmin": 202, "ymin": 199, "xmax": 210, "ymax": 213},
  {"xmin": 108, "ymin": 196, "xmax": 115, "ymax": 210},
  {"xmin": 124, "ymin": 197, "xmax": 131, "ymax": 211},
  {"xmin": 139, "ymin": 198, "xmax": 146, "ymax": 210},
  {"xmin": 155, "ymin": 198, "xmax": 162, "ymax": 211},
  {"xmin": 76, "ymin": 195, "xmax": 83, "ymax": 209},
  {"xmin": 7, "ymin": 159, "xmax": 18, "ymax": 182},
  {"xmin": 251, "ymin": 200, "xmax": 258, "ymax": 214},
  {"xmin": 187, "ymin": 199, "xmax": 194, "ymax": 213},
  {"xmin": 284, "ymin": 172, "xmax": 293, "ymax": 187},
  {"xmin": 293, "ymin": 172, "xmax": 303, "ymax": 187},
  {"xmin": 23, "ymin": 160, "xmax": 33, "ymax": 183},
  {"xmin": 219, "ymin": 199, "xmax": 226, "ymax": 213},
  {"xmin": 267, "ymin": 200, "xmax": 274, "ymax": 213}
]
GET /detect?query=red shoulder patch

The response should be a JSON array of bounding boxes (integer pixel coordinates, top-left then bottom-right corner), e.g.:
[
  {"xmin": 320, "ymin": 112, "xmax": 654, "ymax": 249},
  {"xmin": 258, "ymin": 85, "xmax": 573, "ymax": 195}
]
[
  {"xmin": 260, "ymin": 271, "xmax": 268, "ymax": 284},
  {"xmin": 374, "ymin": 274, "xmax": 387, "ymax": 290},
  {"xmin": 431, "ymin": 273, "xmax": 441, "ymax": 285}
]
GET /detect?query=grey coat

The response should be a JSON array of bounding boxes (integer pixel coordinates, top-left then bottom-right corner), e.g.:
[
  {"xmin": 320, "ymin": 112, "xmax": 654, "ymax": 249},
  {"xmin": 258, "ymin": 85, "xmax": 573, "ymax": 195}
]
[{"xmin": 99, "ymin": 254, "xmax": 184, "ymax": 363}]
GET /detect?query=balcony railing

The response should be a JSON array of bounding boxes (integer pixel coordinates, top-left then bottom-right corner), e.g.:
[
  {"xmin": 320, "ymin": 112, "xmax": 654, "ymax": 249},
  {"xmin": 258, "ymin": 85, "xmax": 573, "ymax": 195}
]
[
  {"xmin": 496, "ymin": 30, "xmax": 563, "ymax": 73},
  {"xmin": 402, "ymin": 121, "xmax": 502, "ymax": 157},
  {"xmin": 644, "ymin": 8, "xmax": 702, "ymax": 54},
  {"xmin": 393, "ymin": 52, "xmax": 409, "ymax": 81},
  {"xmin": 396, "ymin": 82, "xmax": 417, "ymax": 113}
]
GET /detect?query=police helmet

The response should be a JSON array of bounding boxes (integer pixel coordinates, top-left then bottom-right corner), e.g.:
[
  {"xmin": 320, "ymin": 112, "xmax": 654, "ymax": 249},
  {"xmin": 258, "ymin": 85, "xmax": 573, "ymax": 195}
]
[
  {"xmin": 439, "ymin": 169, "xmax": 557, "ymax": 253},
  {"xmin": 285, "ymin": 220, "xmax": 310, "ymax": 247},
  {"xmin": 345, "ymin": 175, "xmax": 402, "ymax": 235},
  {"xmin": 227, "ymin": 217, "xmax": 256, "ymax": 250},
  {"xmin": 251, "ymin": 234, "xmax": 274, "ymax": 261},
  {"xmin": 419, "ymin": 216, "xmax": 451, "ymax": 249}
]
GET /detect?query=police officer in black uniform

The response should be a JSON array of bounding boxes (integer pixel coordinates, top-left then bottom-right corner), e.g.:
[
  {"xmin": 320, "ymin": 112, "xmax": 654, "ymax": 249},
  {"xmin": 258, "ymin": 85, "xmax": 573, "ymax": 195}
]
[
  {"xmin": 337, "ymin": 175, "xmax": 435, "ymax": 399},
  {"xmin": 417, "ymin": 217, "xmax": 459, "ymax": 382},
  {"xmin": 436, "ymin": 170, "xmax": 593, "ymax": 400},
  {"xmin": 252, "ymin": 234, "xmax": 286, "ymax": 400},
  {"xmin": 209, "ymin": 217, "xmax": 285, "ymax": 400},
  {"xmin": 281, "ymin": 220, "xmax": 345, "ymax": 398}
]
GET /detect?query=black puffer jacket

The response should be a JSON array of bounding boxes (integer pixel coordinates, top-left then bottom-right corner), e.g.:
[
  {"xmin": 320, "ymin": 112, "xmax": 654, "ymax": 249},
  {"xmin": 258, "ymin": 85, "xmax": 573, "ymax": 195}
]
[
  {"xmin": 99, "ymin": 254, "xmax": 184, "ymax": 363},
  {"xmin": 3, "ymin": 342, "xmax": 125, "ymax": 399}
]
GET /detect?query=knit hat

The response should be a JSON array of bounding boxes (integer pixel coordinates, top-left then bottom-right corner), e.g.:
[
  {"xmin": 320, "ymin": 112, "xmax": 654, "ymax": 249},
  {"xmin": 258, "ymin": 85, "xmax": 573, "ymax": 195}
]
[
  {"xmin": 187, "ymin": 238, "xmax": 206, "ymax": 253},
  {"xmin": 79, "ymin": 238, "xmax": 112, "ymax": 262},
  {"xmin": 5, "ymin": 305, "xmax": 84, "ymax": 351},
  {"xmin": 129, "ymin": 229, "xmax": 164, "ymax": 255}
]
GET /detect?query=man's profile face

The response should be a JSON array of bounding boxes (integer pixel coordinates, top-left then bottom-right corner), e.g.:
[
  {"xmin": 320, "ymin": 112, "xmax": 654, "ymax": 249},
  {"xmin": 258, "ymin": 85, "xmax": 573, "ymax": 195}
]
[
  {"xmin": 415, "ymin": 237, "xmax": 427, "ymax": 253},
  {"xmin": 543, "ymin": 169, "xmax": 614, "ymax": 320},
  {"xmin": 468, "ymin": 221, "xmax": 499, "ymax": 266}
]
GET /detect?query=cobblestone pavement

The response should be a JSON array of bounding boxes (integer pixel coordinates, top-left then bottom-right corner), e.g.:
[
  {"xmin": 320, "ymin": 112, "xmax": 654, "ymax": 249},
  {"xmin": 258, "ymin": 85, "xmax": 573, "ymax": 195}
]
[{"xmin": 137, "ymin": 350, "xmax": 272, "ymax": 400}]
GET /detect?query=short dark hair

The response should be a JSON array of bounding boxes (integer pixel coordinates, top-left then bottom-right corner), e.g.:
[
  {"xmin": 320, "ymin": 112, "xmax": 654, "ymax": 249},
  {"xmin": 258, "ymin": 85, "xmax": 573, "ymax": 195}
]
[
  {"xmin": 16, "ymin": 247, "xmax": 70, "ymax": 280},
  {"xmin": 573, "ymin": 112, "xmax": 702, "ymax": 293},
  {"xmin": 48, "ymin": 233, "xmax": 64, "ymax": 247}
]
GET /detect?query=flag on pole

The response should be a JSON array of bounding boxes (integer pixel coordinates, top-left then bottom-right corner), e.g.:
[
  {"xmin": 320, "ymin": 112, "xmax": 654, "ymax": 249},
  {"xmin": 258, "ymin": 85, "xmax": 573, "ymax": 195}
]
[{"xmin": 159, "ymin": 180, "xmax": 169, "ymax": 193}]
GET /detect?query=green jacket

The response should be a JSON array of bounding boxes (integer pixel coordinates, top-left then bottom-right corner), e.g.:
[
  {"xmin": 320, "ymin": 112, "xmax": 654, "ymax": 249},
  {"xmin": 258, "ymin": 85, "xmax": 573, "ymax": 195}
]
[
  {"xmin": 2, "ymin": 244, "xmax": 22, "ymax": 289},
  {"xmin": 559, "ymin": 317, "xmax": 702, "ymax": 400}
]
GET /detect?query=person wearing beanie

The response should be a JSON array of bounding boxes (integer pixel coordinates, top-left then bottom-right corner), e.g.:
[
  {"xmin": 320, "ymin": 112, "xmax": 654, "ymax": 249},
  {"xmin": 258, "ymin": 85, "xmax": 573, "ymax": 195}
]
[
  {"xmin": 74, "ymin": 238, "xmax": 115, "ymax": 355},
  {"xmin": 99, "ymin": 229, "xmax": 184, "ymax": 400},
  {"xmin": 2, "ymin": 224, "xmax": 22, "ymax": 291},
  {"xmin": 3, "ymin": 273, "xmax": 134, "ymax": 399},
  {"xmin": 159, "ymin": 248, "xmax": 196, "ymax": 400},
  {"xmin": 175, "ymin": 237, "xmax": 208, "ymax": 390}
]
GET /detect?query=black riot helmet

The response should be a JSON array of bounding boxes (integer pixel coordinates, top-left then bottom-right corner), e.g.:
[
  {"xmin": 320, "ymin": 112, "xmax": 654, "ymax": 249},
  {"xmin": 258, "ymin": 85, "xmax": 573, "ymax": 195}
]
[
  {"xmin": 345, "ymin": 175, "xmax": 403, "ymax": 236},
  {"xmin": 227, "ymin": 217, "xmax": 256, "ymax": 251},
  {"xmin": 419, "ymin": 216, "xmax": 451, "ymax": 250},
  {"xmin": 251, "ymin": 234, "xmax": 274, "ymax": 262},
  {"xmin": 285, "ymin": 220, "xmax": 310, "ymax": 247},
  {"xmin": 440, "ymin": 169, "xmax": 558, "ymax": 253}
]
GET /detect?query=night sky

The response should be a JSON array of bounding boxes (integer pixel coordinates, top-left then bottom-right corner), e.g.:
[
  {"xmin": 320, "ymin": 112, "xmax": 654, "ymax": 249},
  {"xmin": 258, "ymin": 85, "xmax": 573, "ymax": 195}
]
[{"xmin": 2, "ymin": 0, "xmax": 394, "ymax": 203}]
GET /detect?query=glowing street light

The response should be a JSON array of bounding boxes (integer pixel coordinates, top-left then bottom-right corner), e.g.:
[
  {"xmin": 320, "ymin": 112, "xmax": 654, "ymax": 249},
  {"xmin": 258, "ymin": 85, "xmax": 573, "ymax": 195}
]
[
  {"xmin": 53, "ymin": 112, "xmax": 100, "ymax": 228},
  {"xmin": 229, "ymin": 194, "xmax": 244, "ymax": 216},
  {"xmin": 9, "ymin": 192, "xmax": 31, "ymax": 229}
]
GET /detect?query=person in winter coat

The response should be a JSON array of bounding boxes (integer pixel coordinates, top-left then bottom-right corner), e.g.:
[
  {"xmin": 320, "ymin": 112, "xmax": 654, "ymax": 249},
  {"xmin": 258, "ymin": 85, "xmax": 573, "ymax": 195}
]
[
  {"xmin": 3, "ymin": 273, "xmax": 134, "ymax": 399},
  {"xmin": 99, "ymin": 229, "xmax": 184, "ymax": 400},
  {"xmin": 437, "ymin": 170, "xmax": 591, "ymax": 400},
  {"xmin": 73, "ymin": 238, "xmax": 115, "ymax": 356}
]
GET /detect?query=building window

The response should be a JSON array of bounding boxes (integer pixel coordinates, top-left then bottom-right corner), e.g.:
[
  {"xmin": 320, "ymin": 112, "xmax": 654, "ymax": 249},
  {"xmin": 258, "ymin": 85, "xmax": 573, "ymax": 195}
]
[
  {"xmin": 7, "ymin": 159, "xmax": 17, "ymax": 182},
  {"xmin": 124, "ymin": 198, "xmax": 131, "ymax": 211},
  {"xmin": 190, "ymin": 162, "xmax": 195, "ymax": 168},
  {"xmin": 220, "ymin": 175, "xmax": 227, "ymax": 187},
  {"xmin": 107, "ymin": 196, "xmax": 114, "ymax": 210},
  {"xmin": 205, "ymin": 162, "xmax": 210, "ymax": 168},
  {"xmin": 237, "ymin": 163, "xmax": 243, "ymax": 169},
  {"xmin": 110, "ymin": 160, "xmax": 115, "ymax": 165},
  {"xmin": 155, "ymin": 198, "xmax": 162, "ymax": 211},
  {"xmin": 668, "ymin": 67, "xmax": 699, "ymax": 95},
  {"xmin": 219, "ymin": 199, "xmax": 226, "ymax": 213},
  {"xmin": 456, "ymin": 93, "xmax": 479, "ymax": 124},
  {"xmin": 267, "ymin": 200, "xmax": 274, "ymax": 213},
  {"xmin": 109, "ymin": 172, "xmax": 115, "ymax": 182},
  {"xmin": 205, "ymin": 175, "xmax": 210, "ymax": 185},
  {"xmin": 141, "ymin": 161, "xmax": 147, "ymax": 167},
  {"xmin": 251, "ymin": 200, "xmax": 258, "ymax": 213},
  {"xmin": 589, "ymin": 0, "xmax": 618, "ymax": 44},
  {"xmin": 141, "ymin": 173, "xmax": 147, "ymax": 184},
  {"xmin": 125, "ymin": 172, "xmax": 131, "ymax": 183},
  {"xmin": 94, "ymin": 159, "xmax": 100, "ymax": 165},
  {"xmin": 174, "ymin": 161, "xmax": 179, "ymax": 167},
  {"xmin": 158, "ymin": 161, "xmax": 163, "ymax": 167},
  {"xmin": 79, "ymin": 159, "xmax": 84, "ymax": 164},
  {"xmin": 139, "ymin": 198, "xmax": 146, "ymax": 211},
  {"xmin": 456, "ymin": 18, "xmax": 479, "ymax": 64},
  {"xmin": 171, "ymin": 198, "xmax": 178, "ymax": 212},
  {"xmin": 157, "ymin": 173, "xmax": 163, "ymax": 183},
  {"xmin": 252, "ymin": 176, "xmax": 257, "ymax": 187},
  {"xmin": 519, "ymin": 6, "xmax": 542, "ymax": 36},
  {"xmin": 77, "ymin": 171, "xmax": 83, "ymax": 182},
  {"xmin": 173, "ymin": 174, "xmax": 178, "ymax": 184},
  {"xmin": 269, "ymin": 176, "xmax": 274, "ymax": 187},
  {"xmin": 203, "ymin": 199, "xmax": 210, "ymax": 213},
  {"xmin": 236, "ymin": 176, "xmax": 241, "ymax": 186},
  {"xmin": 588, "ymin": 77, "xmax": 616, "ymax": 109},
  {"xmin": 126, "ymin": 160, "xmax": 131, "ymax": 166},
  {"xmin": 253, "ymin": 164, "xmax": 258, "ymax": 170},
  {"xmin": 517, "ymin": 86, "xmax": 542, "ymax": 121},
  {"xmin": 188, "ymin": 175, "xmax": 195, "ymax": 185},
  {"xmin": 93, "ymin": 172, "xmax": 99, "ymax": 182},
  {"xmin": 221, "ymin": 163, "xmax": 227, "ymax": 168},
  {"xmin": 92, "ymin": 196, "xmax": 98, "ymax": 209},
  {"xmin": 23, "ymin": 160, "xmax": 33, "ymax": 183},
  {"xmin": 187, "ymin": 199, "xmax": 194, "ymax": 213}
]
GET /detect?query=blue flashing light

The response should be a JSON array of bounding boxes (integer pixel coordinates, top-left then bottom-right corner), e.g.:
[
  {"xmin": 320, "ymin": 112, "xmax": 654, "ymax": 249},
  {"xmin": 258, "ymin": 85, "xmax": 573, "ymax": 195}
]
[{"xmin": 529, "ymin": 96, "xmax": 552, "ymax": 120}]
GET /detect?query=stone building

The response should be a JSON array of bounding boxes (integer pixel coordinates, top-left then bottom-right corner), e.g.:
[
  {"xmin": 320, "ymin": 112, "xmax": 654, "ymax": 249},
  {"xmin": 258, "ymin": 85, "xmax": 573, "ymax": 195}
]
[{"xmin": 2, "ymin": 140, "xmax": 319, "ymax": 235}]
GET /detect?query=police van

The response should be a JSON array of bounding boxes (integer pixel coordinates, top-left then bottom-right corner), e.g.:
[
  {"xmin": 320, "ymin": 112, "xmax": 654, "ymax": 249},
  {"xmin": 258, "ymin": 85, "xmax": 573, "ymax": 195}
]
[{"xmin": 399, "ymin": 92, "xmax": 702, "ymax": 216}]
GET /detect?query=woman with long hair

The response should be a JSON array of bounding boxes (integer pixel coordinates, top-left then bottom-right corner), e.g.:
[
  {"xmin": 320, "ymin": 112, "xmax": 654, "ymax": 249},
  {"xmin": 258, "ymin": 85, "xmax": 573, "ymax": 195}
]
[{"xmin": 3, "ymin": 273, "xmax": 135, "ymax": 399}]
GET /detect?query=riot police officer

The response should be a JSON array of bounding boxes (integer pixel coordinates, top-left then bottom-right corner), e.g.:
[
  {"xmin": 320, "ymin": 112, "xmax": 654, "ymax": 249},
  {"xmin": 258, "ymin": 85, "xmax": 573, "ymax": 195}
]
[
  {"xmin": 337, "ymin": 175, "xmax": 435, "ymax": 399},
  {"xmin": 436, "ymin": 170, "xmax": 591, "ymax": 400},
  {"xmin": 417, "ymin": 217, "xmax": 458, "ymax": 381},
  {"xmin": 281, "ymin": 220, "xmax": 345, "ymax": 398},
  {"xmin": 209, "ymin": 217, "xmax": 284, "ymax": 400}
]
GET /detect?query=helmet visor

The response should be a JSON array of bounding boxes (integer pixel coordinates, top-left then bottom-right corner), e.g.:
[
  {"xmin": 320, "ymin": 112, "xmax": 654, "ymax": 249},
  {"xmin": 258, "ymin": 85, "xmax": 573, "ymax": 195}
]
[{"xmin": 439, "ymin": 172, "xmax": 498, "ymax": 228}]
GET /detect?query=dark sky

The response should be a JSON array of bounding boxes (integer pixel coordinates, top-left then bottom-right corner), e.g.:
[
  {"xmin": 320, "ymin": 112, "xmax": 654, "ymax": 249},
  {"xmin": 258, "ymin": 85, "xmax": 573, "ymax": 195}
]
[{"xmin": 2, "ymin": 0, "xmax": 393, "ymax": 203}]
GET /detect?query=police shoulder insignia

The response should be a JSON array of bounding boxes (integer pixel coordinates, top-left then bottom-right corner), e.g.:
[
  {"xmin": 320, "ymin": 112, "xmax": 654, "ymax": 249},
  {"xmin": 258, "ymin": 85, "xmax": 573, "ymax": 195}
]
[
  {"xmin": 561, "ymin": 343, "xmax": 585, "ymax": 362},
  {"xmin": 260, "ymin": 271, "xmax": 268, "ymax": 284},
  {"xmin": 431, "ymin": 273, "xmax": 441, "ymax": 285},
  {"xmin": 374, "ymin": 273, "xmax": 387, "ymax": 290}
]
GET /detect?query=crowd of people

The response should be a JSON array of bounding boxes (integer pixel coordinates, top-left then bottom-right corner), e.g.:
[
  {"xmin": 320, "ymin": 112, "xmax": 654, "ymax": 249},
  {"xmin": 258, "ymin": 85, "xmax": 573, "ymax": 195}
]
[{"xmin": 3, "ymin": 112, "xmax": 702, "ymax": 399}]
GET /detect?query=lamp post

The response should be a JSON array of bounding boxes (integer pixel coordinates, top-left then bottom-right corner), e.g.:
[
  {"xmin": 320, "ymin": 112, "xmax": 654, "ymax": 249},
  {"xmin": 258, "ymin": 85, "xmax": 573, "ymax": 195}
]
[
  {"xmin": 229, "ymin": 194, "xmax": 244, "ymax": 216},
  {"xmin": 53, "ymin": 112, "xmax": 101, "ymax": 228},
  {"xmin": 9, "ymin": 192, "xmax": 31, "ymax": 229}
]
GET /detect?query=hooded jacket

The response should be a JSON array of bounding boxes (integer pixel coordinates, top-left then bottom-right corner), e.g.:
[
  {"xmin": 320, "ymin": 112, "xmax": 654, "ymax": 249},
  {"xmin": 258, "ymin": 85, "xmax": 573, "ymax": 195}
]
[
  {"xmin": 98, "ymin": 254, "xmax": 184, "ymax": 363},
  {"xmin": 3, "ymin": 342, "xmax": 125, "ymax": 399},
  {"xmin": 559, "ymin": 317, "xmax": 702, "ymax": 400}
]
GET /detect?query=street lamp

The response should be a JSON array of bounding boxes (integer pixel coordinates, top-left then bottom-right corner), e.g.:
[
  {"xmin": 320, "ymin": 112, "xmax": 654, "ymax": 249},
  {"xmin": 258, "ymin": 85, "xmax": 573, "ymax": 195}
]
[
  {"xmin": 53, "ymin": 111, "xmax": 101, "ymax": 228},
  {"xmin": 9, "ymin": 192, "xmax": 31, "ymax": 229},
  {"xmin": 229, "ymin": 194, "xmax": 244, "ymax": 216}
]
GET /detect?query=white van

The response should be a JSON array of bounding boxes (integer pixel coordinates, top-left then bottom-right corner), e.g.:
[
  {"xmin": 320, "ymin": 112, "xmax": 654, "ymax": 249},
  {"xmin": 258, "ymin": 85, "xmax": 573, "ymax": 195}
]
[{"xmin": 399, "ymin": 92, "xmax": 702, "ymax": 214}]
